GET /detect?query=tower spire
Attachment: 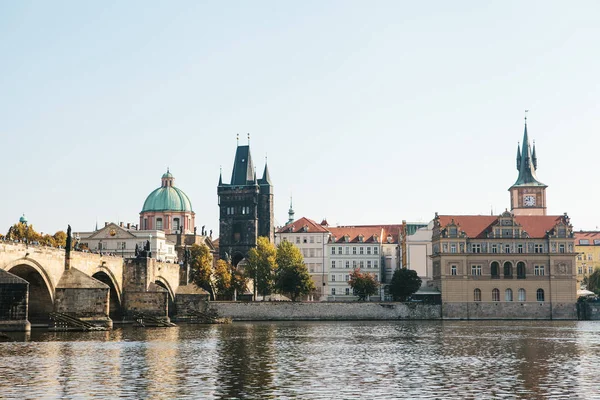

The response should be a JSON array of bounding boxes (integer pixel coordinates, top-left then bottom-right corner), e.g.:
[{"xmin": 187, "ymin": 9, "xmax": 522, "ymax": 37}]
[
  {"xmin": 218, "ymin": 165, "xmax": 223, "ymax": 186},
  {"xmin": 516, "ymin": 142, "xmax": 521, "ymax": 171},
  {"xmin": 511, "ymin": 114, "xmax": 546, "ymax": 188},
  {"xmin": 288, "ymin": 195, "xmax": 295, "ymax": 225}
]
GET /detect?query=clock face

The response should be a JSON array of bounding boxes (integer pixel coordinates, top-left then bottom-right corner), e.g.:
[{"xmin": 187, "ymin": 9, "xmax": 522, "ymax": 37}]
[{"xmin": 523, "ymin": 195, "xmax": 536, "ymax": 207}]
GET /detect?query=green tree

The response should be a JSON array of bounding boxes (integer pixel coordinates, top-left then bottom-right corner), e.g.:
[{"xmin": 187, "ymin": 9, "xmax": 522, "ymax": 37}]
[
  {"xmin": 275, "ymin": 241, "xmax": 315, "ymax": 301},
  {"xmin": 189, "ymin": 244, "xmax": 216, "ymax": 300},
  {"xmin": 6, "ymin": 223, "xmax": 40, "ymax": 244},
  {"xmin": 588, "ymin": 268, "xmax": 600, "ymax": 295},
  {"xmin": 53, "ymin": 231, "xmax": 67, "ymax": 248},
  {"xmin": 246, "ymin": 237, "xmax": 277, "ymax": 300},
  {"xmin": 348, "ymin": 268, "xmax": 379, "ymax": 301},
  {"xmin": 388, "ymin": 268, "xmax": 422, "ymax": 302}
]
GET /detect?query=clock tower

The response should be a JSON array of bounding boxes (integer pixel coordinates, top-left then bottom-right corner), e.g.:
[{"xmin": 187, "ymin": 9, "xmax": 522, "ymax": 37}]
[{"xmin": 509, "ymin": 119, "xmax": 547, "ymax": 216}]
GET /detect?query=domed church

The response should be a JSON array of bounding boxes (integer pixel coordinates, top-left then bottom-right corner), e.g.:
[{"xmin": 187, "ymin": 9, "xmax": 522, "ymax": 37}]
[{"xmin": 140, "ymin": 169, "xmax": 195, "ymax": 234}]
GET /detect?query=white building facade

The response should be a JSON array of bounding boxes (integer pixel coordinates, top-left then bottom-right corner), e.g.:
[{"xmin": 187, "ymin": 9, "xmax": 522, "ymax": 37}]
[
  {"xmin": 275, "ymin": 217, "xmax": 330, "ymax": 301},
  {"xmin": 77, "ymin": 222, "xmax": 177, "ymax": 263}
]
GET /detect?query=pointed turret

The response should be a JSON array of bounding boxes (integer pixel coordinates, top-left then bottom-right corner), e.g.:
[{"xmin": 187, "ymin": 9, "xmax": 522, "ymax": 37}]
[
  {"xmin": 287, "ymin": 196, "xmax": 295, "ymax": 225},
  {"xmin": 532, "ymin": 141, "xmax": 538, "ymax": 170},
  {"xmin": 516, "ymin": 143, "xmax": 521, "ymax": 171},
  {"xmin": 511, "ymin": 122, "xmax": 546, "ymax": 188},
  {"xmin": 218, "ymin": 167, "xmax": 223, "ymax": 186},
  {"xmin": 260, "ymin": 162, "xmax": 272, "ymax": 186}
]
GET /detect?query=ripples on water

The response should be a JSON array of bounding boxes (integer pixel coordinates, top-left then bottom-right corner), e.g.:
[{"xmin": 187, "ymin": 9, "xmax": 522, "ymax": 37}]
[{"xmin": 1, "ymin": 321, "xmax": 600, "ymax": 399}]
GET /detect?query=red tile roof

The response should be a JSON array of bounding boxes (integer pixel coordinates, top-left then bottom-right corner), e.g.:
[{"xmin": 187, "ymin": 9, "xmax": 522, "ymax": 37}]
[
  {"xmin": 438, "ymin": 215, "xmax": 566, "ymax": 239},
  {"xmin": 276, "ymin": 217, "xmax": 330, "ymax": 234},
  {"xmin": 328, "ymin": 226, "xmax": 384, "ymax": 243},
  {"xmin": 574, "ymin": 231, "xmax": 600, "ymax": 245}
]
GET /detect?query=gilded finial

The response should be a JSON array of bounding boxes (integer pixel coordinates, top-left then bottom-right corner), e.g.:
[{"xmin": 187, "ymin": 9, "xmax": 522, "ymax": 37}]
[
  {"xmin": 247, "ymin": 132, "xmax": 250, "ymax": 145},
  {"xmin": 236, "ymin": 133, "xmax": 239, "ymax": 145},
  {"xmin": 525, "ymin": 109, "xmax": 529, "ymax": 123}
]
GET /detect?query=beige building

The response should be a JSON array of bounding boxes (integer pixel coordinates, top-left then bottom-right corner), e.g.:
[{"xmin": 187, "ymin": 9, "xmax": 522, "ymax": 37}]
[
  {"xmin": 430, "ymin": 121, "xmax": 577, "ymax": 319},
  {"xmin": 275, "ymin": 217, "xmax": 330, "ymax": 301}
]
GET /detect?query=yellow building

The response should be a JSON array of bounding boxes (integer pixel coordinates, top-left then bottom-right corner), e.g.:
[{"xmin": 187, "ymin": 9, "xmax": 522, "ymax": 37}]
[{"xmin": 574, "ymin": 231, "xmax": 600, "ymax": 288}]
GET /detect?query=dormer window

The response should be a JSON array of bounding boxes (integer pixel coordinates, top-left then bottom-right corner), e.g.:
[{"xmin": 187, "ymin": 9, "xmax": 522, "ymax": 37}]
[
  {"xmin": 302, "ymin": 225, "xmax": 309, "ymax": 232},
  {"xmin": 387, "ymin": 235, "xmax": 393, "ymax": 244},
  {"xmin": 358, "ymin": 234, "xmax": 364, "ymax": 243},
  {"xmin": 372, "ymin": 234, "xmax": 378, "ymax": 242},
  {"xmin": 344, "ymin": 235, "xmax": 350, "ymax": 243}
]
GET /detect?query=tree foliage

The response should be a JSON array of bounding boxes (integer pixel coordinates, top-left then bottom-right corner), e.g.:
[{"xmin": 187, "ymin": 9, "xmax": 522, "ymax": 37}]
[
  {"xmin": 189, "ymin": 244, "xmax": 216, "ymax": 300},
  {"xmin": 348, "ymin": 268, "xmax": 379, "ymax": 301},
  {"xmin": 4, "ymin": 223, "xmax": 68, "ymax": 248},
  {"xmin": 388, "ymin": 268, "xmax": 422, "ymax": 302},
  {"xmin": 246, "ymin": 237, "xmax": 277, "ymax": 300},
  {"xmin": 275, "ymin": 241, "xmax": 315, "ymax": 301},
  {"xmin": 588, "ymin": 268, "xmax": 600, "ymax": 295}
]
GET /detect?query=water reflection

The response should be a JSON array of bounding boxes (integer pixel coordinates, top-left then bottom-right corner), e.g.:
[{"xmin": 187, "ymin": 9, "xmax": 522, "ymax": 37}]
[{"xmin": 0, "ymin": 321, "xmax": 599, "ymax": 399}]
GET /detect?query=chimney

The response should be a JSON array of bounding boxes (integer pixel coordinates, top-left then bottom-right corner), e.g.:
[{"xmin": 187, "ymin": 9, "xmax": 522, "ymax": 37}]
[
  {"xmin": 105, "ymin": 222, "xmax": 109, "ymax": 227},
  {"xmin": 120, "ymin": 222, "xmax": 124, "ymax": 227},
  {"xmin": 127, "ymin": 223, "xmax": 131, "ymax": 229}
]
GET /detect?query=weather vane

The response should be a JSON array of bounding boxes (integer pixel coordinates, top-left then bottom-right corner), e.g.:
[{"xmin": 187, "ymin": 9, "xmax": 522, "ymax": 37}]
[{"xmin": 525, "ymin": 109, "xmax": 529, "ymax": 122}]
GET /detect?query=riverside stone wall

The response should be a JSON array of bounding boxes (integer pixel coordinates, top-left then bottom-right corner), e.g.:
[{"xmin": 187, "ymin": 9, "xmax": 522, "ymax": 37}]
[
  {"xmin": 442, "ymin": 301, "xmax": 577, "ymax": 320},
  {"xmin": 208, "ymin": 302, "xmax": 442, "ymax": 321}
]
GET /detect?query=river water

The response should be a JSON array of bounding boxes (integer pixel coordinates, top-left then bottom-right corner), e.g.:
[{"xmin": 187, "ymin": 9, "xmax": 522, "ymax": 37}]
[{"xmin": 1, "ymin": 321, "xmax": 599, "ymax": 399}]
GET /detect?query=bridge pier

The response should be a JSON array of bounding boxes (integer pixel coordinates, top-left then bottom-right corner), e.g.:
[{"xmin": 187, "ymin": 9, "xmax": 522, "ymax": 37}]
[
  {"xmin": 0, "ymin": 269, "xmax": 31, "ymax": 332},
  {"xmin": 53, "ymin": 268, "xmax": 112, "ymax": 329},
  {"xmin": 122, "ymin": 258, "xmax": 170, "ymax": 323}
]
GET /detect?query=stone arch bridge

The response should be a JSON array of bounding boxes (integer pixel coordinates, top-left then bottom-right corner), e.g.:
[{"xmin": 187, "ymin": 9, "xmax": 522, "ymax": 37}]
[{"xmin": 0, "ymin": 242, "xmax": 207, "ymax": 331}]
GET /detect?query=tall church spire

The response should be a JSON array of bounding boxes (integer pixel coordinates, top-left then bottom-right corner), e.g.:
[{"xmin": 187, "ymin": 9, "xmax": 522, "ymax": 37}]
[{"xmin": 511, "ymin": 119, "xmax": 545, "ymax": 188}]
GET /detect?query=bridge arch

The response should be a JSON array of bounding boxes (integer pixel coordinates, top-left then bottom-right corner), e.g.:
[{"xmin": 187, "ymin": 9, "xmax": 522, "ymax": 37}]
[
  {"xmin": 92, "ymin": 268, "xmax": 122, "ymax": 320},
  {"xmin": 4, "ymin": 258, "xmax": 55, "ymax": 324},
  {"xmin": 154, "ymin": 276, "xmax": 176, "ymax": 318}
]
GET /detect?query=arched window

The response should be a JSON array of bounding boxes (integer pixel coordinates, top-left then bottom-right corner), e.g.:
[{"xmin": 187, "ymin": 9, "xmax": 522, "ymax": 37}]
[
  {"xmin": 518, "ymin": 288, "xmax": 526, "ymax": 301},
  {"xmin": 173, "ymin": 218, "xmax": 180, "ymax": 231},
  {"xmin": 156, "ymin": 218, "xmax": 163, "ymax": 230},
  {"xmin": 491, "ymin": 262, "xmax": 500, "ymax": 278},
  {"xmin": 492, "ymin": 288, "xmax": 500, "ymax": 302},
  {"xmin": 536, "ymin": 289, "xmax": 545, "ymax": 302},
  {"xmin": 505, "ymin": 288, "xmax": 513, "ymax": 301},
  {"xmin": 504, "ymin": 261, "xmax": 513, "ymax": 277},
  {"xmin": 517, "ymin": 262, "xmax": 526, "ymax": 279},
  {"xmin": 474, "ymin": 288, "xmax": 481, "ymax": 302}
]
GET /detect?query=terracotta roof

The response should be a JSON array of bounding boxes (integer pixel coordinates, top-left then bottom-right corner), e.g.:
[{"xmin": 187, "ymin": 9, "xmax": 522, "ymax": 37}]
[
  {"xmin": 438, "ymin": 215, "xmax": 565, "ymax": 239},
  {"xmin": 575, "ymin": 231, "xmax": 600, "ymax": 245},
  {"xmin": 328, "ymin": 226, "xmax": 383, "ymax": 243},
  {"xmin": 277, "ymin": 217, "xmax": 330, "ymax": 234}
]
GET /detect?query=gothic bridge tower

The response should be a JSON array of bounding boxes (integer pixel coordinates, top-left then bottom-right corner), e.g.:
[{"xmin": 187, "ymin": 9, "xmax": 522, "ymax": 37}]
[
  {"xmin": 218, "ymin": 137, "xmax": 274, "ymax": 265},
  {"xmin": 509, "ymin": 118, "xmax": 548, "ymax": 216}
]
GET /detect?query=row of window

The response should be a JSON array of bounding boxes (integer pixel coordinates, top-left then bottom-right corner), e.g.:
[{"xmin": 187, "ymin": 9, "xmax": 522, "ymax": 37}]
[
  {"xmin": 578, "ymin": 254, "xmax": 594, "ymax": 261},
  {"xmin": 331, "ymin": 246, "xmax": 379, "ymax": 255},
  {"xmin": 300, "ymin": 248, "xmax": 323, "ymax": 258},
  {"xmin": 578, "ymin": 266, "xmax": 595, "ymax": 275},
  {"xmin": 440, "ymin": 243, "xmax": 571, "ymax": 254},
  {"xmin": 143, "ymin": 217, "xmax": 188, "ymax": 231},
  {"xmin": 474, "ymin": 288, "xmax": 545, "ymax": 302},
  {"xmin": 331, "ymin": 288, "xmax": 355, "ymax": 296},
  {"xmin": 450, "ymin": 262, "xmax": 546, "ymax": 277},
  {"xmin": 331, "ymin": 260, "xmax": 379, "ymax": 269},
  {"xmin": 330, "ymin": 274, "xmax": 379, "ymax": 284},
  {"xmin": 224, "ymin": 206, "xmax": 252, "ymax": 215},
  {"xmin": 281, "ymin": 236, "xmax": 324, "ymax": 244}
]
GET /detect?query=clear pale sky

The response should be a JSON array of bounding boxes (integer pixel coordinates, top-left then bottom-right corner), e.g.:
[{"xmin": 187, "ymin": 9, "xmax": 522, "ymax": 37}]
[{"xmin": 1, "ymin": 1, "xmax": 599, "ymax": 236}]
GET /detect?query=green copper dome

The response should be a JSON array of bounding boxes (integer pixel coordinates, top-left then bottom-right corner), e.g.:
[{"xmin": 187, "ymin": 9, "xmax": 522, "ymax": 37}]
[
  {"xmin": 141, "ymin": 171, "xmax": 193, "ymax": 213},
  {"xmin": 19, "ymin": 214, "xmax": 28, "ymax": 224}
]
